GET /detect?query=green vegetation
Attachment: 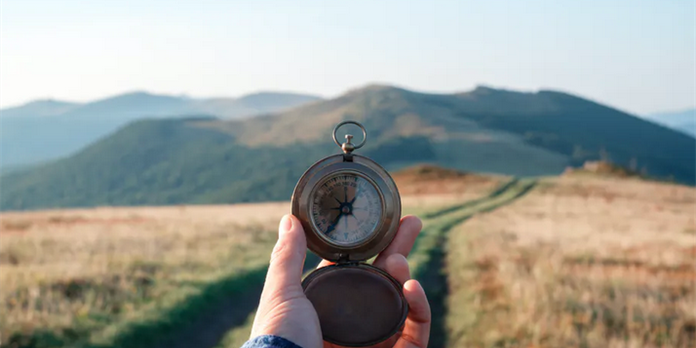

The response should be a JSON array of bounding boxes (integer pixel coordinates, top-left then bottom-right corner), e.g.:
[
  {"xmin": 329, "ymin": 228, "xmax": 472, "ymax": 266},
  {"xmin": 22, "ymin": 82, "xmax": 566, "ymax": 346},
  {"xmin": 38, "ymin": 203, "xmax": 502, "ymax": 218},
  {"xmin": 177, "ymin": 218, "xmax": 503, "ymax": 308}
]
[
  {"xmin": 2, "ymin": 85, "xmax": 694, "ymax": 211},
  {"xmin": 0, "ymin": 119, "xmax": 440, "ymax": 211},
  {"xmin": 451, "ymin": 88, "xmax": 695, "ymax": 183},
  {"xmin": 408, "ymin": 179, "xmax": 537, "ymax": 347},
  {"xmin": 0, "ymin": 118, "xmax": 330, "ymax": 210}
]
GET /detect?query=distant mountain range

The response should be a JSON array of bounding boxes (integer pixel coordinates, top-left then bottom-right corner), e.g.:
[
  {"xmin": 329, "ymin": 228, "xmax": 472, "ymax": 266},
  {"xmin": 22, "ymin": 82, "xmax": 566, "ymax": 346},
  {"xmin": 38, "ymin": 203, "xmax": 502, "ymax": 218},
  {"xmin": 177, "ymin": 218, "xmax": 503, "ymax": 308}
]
[
  {"xmin": 645, "ymin": 109, "xmax": 695, "ymax": 137},
  {"xmin": 0, "ymin": 91, "xmax": 321, "ymax": 167},
  {"xmin": 1, "ymin": 84, "xmax": 694, "ymax": 211}
]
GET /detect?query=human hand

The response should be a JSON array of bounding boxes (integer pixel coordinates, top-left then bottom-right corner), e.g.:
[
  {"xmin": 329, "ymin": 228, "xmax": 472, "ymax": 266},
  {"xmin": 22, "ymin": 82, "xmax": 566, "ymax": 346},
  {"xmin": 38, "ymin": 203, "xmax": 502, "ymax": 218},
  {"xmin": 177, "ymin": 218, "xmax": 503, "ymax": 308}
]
[{"xmin": 250, "ymin": 214, "xmax": 430, "ymax": 348}]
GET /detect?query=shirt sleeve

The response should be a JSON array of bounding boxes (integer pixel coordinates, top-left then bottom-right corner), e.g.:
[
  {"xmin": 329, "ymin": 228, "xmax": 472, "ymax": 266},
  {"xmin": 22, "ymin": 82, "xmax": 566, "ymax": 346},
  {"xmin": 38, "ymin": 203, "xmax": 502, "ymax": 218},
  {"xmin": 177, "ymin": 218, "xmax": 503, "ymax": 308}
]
[{"xmin": 240, "ymin": 335, "xmax": 303, "ymax": 348}]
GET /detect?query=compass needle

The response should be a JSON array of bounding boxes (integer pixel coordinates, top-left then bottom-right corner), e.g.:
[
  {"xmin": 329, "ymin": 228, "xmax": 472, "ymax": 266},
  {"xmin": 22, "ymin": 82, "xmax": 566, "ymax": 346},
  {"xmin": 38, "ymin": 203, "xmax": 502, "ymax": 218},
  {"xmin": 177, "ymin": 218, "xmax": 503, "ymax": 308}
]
[{"xmin": 350, "ymin": 188, "xmax": 360, "ymax": 204}]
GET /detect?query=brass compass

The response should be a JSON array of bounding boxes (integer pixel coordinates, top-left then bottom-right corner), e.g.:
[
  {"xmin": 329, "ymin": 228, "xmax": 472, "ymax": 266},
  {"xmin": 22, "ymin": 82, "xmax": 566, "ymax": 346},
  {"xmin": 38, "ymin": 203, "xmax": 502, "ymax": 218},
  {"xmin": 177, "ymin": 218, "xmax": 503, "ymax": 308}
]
[{"xmin": 292, "ymin": 121, "xmax": 406, "ymax": 347}]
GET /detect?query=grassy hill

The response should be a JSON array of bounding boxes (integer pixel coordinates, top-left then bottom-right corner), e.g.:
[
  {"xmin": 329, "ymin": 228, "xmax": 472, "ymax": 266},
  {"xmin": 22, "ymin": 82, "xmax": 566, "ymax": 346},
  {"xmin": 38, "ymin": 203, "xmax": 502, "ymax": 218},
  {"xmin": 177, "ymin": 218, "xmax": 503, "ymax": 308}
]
[
  {"xmin": 454, "ymin": 88, "xmax": 695, "ymax": 180},
  {"xmin": 0, "ymin": 118, "xmax": 323, "ymax": 210},
  {"xmin": 1, "ymin": 85, "xmax": 694, "ymax": 211},
  {"xmin": 202, "ymin": 84, "xmax": 694, "ymax": 180}
]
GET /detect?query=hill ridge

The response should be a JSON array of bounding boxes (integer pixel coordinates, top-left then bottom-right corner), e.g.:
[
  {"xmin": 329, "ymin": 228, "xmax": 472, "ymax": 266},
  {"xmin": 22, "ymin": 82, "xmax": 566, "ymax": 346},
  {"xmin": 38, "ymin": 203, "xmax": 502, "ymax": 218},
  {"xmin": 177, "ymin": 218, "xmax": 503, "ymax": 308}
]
[
  {"xmin": 1, "ymin": 84, "xmax": 694, "ymax": 211},
  {"xmin": 0, "ymin": 91, "xmax": 323, "ymax": 167}
]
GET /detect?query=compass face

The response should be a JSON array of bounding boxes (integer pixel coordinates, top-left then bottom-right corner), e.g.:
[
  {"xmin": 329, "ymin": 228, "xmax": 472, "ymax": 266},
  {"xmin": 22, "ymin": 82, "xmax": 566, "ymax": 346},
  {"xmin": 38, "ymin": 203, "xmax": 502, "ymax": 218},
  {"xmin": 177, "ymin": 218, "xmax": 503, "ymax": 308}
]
[{"xmin": 310, "ymin": 172, "xmax": 384, "ymax": 247}]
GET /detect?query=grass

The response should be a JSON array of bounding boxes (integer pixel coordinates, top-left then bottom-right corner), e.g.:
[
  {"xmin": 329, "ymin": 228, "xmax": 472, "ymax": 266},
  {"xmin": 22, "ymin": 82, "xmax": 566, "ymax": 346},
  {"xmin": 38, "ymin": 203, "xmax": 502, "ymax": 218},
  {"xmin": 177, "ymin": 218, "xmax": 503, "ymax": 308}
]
[
  {"xmin": 208, "ymin": 180, "xmax": 516, "ymax": 348},
  {"xmin": 445, "ymin": 176, "xmax": 696, "ymax": 348},
  {"xmin": 0, "ymin": 186, "xmax": 489, "ymax": 348},
  {"xmin": 210, "ymin": 184, "xmax": 510, "ymax": 348},
  {"xmin": 2, "ymin": 175, "xmax": 694, "ymax": 348},
  {"xmin": 0, "ymin": 204, "xmax": 287, "ymax": 348},
  {"xmin": 407, "ymin": 179, "xmax": 538, "ymax": 348},
  {"xmin": 214, "ymin": 313, "xmax": 256, "ymax": 348}
]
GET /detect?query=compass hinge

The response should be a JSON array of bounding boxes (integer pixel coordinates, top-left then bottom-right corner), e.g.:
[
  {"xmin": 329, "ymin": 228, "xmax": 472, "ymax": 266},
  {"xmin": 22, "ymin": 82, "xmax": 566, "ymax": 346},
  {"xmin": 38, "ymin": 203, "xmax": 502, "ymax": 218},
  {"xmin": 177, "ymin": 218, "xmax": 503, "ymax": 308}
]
[
  {"xmin": 337, "ymin": 253, "xmax": 351, "ymax": 263},
  {"xmin": 342, "ymin": 134, "xmax": 355, "ymax": 162}
]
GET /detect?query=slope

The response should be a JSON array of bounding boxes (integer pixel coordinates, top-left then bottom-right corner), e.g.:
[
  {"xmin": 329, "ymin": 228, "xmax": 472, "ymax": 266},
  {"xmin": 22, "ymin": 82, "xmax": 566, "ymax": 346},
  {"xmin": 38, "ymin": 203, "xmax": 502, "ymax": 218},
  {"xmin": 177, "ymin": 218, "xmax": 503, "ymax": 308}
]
[
  {"xmin": 203, "ymin": 84, "xmax": 695, "ymax": 182},
  {"xmin": 0, "ymin": 117, "xmax": 325, "ymax": 210},
  {"xmin": 451, "ymin": 87, "xmax": 695, "ymax": 182},
  {"xmin": 200, "ymin": 85, "xmax": 570, "ymax": 176}
]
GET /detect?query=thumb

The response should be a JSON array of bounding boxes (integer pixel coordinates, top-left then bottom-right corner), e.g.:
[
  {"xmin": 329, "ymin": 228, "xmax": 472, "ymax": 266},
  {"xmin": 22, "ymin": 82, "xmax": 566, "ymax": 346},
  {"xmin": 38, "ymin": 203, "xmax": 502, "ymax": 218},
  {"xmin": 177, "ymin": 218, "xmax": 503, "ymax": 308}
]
[{"xmin": 264, "ymin": 214, "xmax": 307, "ymax": 296}]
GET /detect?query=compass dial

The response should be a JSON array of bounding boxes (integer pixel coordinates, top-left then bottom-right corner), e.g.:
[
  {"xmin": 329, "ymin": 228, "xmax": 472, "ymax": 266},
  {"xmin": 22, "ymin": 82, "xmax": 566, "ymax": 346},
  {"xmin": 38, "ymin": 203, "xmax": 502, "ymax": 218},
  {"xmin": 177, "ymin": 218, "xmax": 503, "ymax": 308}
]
[{"xmin": 310, "ymin": 173, "xmax": 383, "ymax": 246}]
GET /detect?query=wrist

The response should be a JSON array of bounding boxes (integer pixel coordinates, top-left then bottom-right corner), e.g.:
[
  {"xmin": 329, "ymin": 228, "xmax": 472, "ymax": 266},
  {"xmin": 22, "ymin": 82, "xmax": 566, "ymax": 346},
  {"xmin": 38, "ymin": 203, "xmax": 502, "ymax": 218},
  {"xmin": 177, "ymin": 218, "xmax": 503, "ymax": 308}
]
[{"xmin": 242, "ymin": 335, "xmax": 303, "ymax": 348}]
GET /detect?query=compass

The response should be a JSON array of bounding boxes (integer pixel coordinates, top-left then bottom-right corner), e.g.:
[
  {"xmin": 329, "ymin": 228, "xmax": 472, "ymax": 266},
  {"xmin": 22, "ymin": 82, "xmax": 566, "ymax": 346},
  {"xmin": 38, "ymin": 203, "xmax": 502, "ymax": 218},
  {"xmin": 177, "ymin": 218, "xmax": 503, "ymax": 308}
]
[{"xmin": 292, "ymin": 121, "xmax": 406, "ymax": 347}]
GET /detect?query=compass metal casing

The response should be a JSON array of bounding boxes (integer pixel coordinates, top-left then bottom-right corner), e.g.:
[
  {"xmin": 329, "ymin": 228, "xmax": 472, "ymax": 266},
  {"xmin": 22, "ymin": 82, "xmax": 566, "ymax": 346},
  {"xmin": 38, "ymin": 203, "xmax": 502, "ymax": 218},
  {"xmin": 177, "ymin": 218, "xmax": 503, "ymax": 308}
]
[{"xmin": 291, "ymin": 154, "xmax": 401, "ymax": 262}]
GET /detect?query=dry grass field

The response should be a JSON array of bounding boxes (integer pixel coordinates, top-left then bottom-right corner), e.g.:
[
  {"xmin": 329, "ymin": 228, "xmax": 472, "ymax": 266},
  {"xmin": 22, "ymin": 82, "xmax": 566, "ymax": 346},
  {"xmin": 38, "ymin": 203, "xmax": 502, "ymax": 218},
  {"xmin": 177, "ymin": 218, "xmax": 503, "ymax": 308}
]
[
  {"xmin": 0, "ymin": 167, "xmax": 497, "ymax": 348},
  {"xmin": 0, "ymin": 203, "xmax": 287, "ymax": 347},
  {"xmin": 446, "ymin": 175, "xmax": 696, "ymax": 348},
  {"xmin": 1, "ymin": 170, "xmax": 694, "ymax": 348}
]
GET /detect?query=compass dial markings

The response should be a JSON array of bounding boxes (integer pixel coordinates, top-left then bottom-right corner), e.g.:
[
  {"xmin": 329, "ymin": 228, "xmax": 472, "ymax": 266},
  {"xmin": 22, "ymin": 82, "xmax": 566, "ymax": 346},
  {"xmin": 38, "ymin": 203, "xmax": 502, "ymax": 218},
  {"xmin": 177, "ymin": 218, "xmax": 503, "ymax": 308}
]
[{"xmin": 310, "ymin": 173, "xmax": 383, "ymax": 246}]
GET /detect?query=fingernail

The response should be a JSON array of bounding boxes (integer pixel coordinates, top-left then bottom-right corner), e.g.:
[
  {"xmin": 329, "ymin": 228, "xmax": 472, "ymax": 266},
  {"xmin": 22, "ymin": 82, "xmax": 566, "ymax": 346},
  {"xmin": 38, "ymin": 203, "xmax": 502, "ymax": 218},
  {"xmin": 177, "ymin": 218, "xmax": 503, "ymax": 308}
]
[{"xmin": 280, "ymin": 214, "xmax": 293, "ymax": 233}]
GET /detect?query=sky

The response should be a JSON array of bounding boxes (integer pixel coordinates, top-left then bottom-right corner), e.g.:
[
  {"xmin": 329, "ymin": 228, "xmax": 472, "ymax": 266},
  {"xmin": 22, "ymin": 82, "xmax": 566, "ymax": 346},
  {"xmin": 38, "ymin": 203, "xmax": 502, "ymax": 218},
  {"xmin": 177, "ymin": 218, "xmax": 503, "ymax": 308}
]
[{"xmin": 0, "ymin": 0, "xmax": 694, "ymax": 115}]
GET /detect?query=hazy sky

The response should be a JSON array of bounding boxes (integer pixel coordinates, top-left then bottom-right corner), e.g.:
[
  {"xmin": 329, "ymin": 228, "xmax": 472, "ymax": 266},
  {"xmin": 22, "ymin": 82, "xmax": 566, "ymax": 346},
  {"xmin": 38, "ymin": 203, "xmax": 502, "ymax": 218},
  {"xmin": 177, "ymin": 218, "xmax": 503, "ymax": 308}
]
[{"xmin": 1, "ymin": 0, "xmax": 694, "ymax": 114}]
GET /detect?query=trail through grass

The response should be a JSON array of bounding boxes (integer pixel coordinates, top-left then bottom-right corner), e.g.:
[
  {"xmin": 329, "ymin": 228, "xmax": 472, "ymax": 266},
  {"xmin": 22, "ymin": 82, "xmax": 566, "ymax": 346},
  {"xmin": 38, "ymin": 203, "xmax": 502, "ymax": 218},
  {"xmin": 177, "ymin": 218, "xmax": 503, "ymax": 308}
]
[
  {"xmin": 214, "ymin": 178, "xmax": 537, "ymax": 348},
  {"xmin": 2, "ymin": 179, "xmax": 536, "ymax": 348},
  {"xmin": 407, "ymin": 179, "xmax": 537, "ymax": 348}
]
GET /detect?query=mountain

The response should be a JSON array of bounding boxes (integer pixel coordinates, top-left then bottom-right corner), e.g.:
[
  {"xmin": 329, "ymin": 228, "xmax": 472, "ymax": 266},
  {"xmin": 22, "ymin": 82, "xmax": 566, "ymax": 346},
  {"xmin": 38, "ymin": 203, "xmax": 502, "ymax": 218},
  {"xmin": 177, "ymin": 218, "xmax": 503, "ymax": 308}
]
[
  {"xmin": 0, "ymin": 91, "xmax": 322, "ymax": 167},
  {"xmin": 191, "ymin": 92, "xmax": 322, "ymax": 119},
  {"xmin": 200, "ymin": 85, "xmax": 694, "ymax": 181},
  {"xmin": 645, "ymin": 109, "xmax": 695, "ymax": 137},
  {"xmin": 0, "ymin": 92, "xmax": 191, "ymax": 167},
  {"xmin": 0, "ymin": 99, "xmax": 81, "ymax": 117},
  {"xmin": 1, "ymin": 85, "xmax": 694, "ymax": 211}
]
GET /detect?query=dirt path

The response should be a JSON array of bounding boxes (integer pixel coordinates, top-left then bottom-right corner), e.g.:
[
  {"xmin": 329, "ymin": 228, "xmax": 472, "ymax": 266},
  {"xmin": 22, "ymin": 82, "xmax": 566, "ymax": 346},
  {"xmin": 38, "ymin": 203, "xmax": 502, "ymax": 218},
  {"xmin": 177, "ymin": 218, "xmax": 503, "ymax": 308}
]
[{"xmin": 412, "ymin": 179, "xmax": 537, "ymax": 348}]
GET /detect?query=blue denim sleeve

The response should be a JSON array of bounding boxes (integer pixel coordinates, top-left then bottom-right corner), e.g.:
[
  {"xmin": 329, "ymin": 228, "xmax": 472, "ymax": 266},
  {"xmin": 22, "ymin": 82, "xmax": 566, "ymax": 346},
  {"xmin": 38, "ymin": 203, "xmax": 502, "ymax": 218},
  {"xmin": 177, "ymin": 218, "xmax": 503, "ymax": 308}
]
[{"xmin": 240, "ymin": 335, "xmax": 303, "ymax": 348}]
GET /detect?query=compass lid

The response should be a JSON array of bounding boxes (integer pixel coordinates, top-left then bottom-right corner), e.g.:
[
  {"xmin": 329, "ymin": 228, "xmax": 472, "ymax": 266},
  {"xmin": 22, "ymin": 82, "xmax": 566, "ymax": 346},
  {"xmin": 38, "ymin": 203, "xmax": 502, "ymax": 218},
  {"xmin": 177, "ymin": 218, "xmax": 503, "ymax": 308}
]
[{"xmin": 302, "ymin": 263, "xmax": 408, "ymax": 346}]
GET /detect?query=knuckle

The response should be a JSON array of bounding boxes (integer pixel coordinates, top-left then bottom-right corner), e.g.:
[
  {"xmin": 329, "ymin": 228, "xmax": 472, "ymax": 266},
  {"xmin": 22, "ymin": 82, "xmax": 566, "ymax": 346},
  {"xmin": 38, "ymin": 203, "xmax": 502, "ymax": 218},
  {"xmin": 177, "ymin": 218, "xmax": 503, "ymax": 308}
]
[
  {"xmin": 270, "ymin": 242, "xmax": 288, "ymax": 263},
  {"xmin": 401, "ymin": 333, "xmax": 426, "ymax": 348},
  {"xmin": 270, "ymin": 240, "xmax": 303, "ymax": 265}
]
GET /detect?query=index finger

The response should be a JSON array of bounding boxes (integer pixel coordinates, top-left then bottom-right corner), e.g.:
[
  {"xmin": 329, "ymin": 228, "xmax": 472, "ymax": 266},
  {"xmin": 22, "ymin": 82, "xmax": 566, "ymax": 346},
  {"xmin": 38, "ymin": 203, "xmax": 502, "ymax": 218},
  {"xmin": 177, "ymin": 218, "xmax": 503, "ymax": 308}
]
[{"xmin": 373, "ymin": 215, "xmax": 422, "ymax": 269}]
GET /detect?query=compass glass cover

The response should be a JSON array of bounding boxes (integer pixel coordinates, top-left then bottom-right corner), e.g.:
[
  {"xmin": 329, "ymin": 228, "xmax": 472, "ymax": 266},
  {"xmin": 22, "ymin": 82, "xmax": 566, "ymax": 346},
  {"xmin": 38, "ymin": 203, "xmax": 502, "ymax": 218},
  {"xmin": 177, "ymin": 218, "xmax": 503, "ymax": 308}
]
[{"xmin": 310, "ymin": 172, "xmax": 383, "ymax": 246}]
